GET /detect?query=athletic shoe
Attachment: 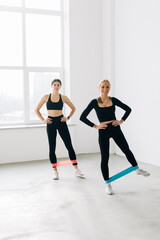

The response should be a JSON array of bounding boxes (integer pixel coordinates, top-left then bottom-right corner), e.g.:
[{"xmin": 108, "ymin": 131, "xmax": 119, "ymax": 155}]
[
  {"xmin": 53, "ymin": 170, "xmax": 59, "ymax": 180},
  {"xmin": 75, "ymin": 168, "xmax": 84, "ymax": 178},
  {"xmin": 105, "ymin": 183, "xmax": 113, "ymax": 195},
  {"xmin": 136, "ymin": 168, "xmax": 150, "ymax": 177}
]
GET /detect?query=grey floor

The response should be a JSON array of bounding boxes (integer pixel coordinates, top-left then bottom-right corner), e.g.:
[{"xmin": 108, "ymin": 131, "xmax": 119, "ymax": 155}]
[{"xmin": 0, "ymin": 153, "xmax": 160, "ymax": 240}]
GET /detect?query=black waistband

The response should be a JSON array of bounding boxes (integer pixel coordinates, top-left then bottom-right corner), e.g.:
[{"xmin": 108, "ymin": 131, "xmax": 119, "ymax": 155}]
[{"xmin": 48, "ymin": 115, "xmax": 63, "ymax": 119}]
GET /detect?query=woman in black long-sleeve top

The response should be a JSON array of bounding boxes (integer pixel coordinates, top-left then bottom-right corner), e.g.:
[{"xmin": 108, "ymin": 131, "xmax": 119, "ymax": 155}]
[{"xmin": 80, "ymin": 80, "xmax": 150, "ymax": 195}]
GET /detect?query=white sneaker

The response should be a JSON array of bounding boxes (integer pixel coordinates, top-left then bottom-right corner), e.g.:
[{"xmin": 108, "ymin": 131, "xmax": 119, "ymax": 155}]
[
  {"xmin": 75, "ymin": 168, "xmax": 84, "ymax": 178},
  {"xmin": 53, "ymin": 170, "xmax": 59, "ymax": 180},
  {"xmin": 105, "ymin": 183, "xmax": 113, "ymax": 195},
  {"xmin": 136, "ymin": 168, "xmax": 150, "ymax": 177}
]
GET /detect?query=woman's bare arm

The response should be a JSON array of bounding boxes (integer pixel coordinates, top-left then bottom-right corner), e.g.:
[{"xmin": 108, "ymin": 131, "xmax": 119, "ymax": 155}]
[
  {"xmin": 62, "ymin": 95, "xmax": 76, "ymax": 119},
  {"xmin": 35, "ymin": 95, "xmax": 48, "ymax": 122}
]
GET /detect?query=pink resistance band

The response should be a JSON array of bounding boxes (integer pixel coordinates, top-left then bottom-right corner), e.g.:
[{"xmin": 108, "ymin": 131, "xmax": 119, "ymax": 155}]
[{"xmin": 52, "ymin": 160, "xmax": 77, "ymax": 167}]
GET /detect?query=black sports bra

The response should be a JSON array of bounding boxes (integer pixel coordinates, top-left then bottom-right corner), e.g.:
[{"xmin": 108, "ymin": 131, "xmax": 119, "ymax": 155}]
[{"xmin": 46, "ymin": 94, "xmax": 63, "ymax": 110}]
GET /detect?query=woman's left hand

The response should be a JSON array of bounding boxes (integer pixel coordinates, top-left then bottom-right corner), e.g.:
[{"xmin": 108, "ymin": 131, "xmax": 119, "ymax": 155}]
[
  {"xmin": 61, "ymin": 116, "xmax": 69, "ymax": 122},
  {"xmin": 112, "ymin": 120, "xmax": 123, "ymax": 126}
]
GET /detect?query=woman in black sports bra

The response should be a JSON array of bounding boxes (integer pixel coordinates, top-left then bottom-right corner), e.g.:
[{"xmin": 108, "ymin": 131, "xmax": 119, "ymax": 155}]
[
  {"xmin": 80, "ymin": 79, "xmax": 150, "ymax": 195},
  {"xmin": 35, "ymin": 79, "xmax": 84, "ymax": 180}
]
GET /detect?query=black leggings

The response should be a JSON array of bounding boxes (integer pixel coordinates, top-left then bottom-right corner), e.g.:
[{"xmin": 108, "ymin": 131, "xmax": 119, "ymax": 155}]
[
  {"xmin": 98, "ymin": 122, "xmax": 138, "ymax": 181},
  {"xmin": 46, "ymin": 115, "xmax": 77, "ymax": 167}
]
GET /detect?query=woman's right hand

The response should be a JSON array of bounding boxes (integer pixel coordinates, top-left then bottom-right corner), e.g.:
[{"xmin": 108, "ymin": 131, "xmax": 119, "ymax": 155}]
[
  {"xmin": 43, "ymin": 118, "xmax": 52, "ymax": 124},
  {"xmin": 94, "ymin": 123, "xmax": 108, "ymax": 129}
]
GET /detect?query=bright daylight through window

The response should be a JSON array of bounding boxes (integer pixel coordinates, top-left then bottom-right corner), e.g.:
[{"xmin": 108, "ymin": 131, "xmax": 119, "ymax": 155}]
[{"xmin": 0, "ymin": 0, "xmax": 63, "ymax": 126}]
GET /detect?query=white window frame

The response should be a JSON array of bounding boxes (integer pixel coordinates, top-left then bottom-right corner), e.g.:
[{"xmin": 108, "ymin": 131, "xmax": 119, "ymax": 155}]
[{"xmin": 0, "ymin": 0, "xmax": 65, "ymax": 127}]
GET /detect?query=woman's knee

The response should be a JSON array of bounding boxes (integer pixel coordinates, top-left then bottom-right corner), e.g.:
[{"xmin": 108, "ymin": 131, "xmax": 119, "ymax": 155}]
[{"xmin": 101, "ymin": 153, "xmax": 109, "ymax": 162}]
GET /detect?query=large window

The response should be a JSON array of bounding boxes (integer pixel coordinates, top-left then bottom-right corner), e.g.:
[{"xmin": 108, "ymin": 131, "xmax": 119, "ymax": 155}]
[{"xmin": 0, "ymin": 0, "xmax": 63, "ymax": 126}]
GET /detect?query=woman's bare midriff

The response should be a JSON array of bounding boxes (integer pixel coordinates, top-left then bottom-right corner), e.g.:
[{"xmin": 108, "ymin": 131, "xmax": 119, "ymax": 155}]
[
  {"xmin": 100, "ymin": 120, "xmax": 115, "ymax": 124},
  {"xmin": 47, "ymin": 110, "xmax": 63, "ymax": 117}
]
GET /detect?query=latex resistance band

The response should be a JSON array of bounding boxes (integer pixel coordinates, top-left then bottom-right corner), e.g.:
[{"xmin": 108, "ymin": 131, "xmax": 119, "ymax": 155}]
[
  {"xmin": 106, "ymin": 166, "xmax": 139, "ymax": 184},
  {"xmin": 52, "ymin": 160, "xmax": 77, "ymax": 167}
]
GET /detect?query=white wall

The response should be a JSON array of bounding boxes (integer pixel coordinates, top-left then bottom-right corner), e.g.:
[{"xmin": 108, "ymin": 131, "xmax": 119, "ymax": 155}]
[
  {"xmin": 69, "ymin": 0, "xmax": 102, "ymax": 154},
  {"xmin": 4, "ymin": 0, "xmax": 159, "ymax": 166},
  {"xmin": 114, "ymin": 0, "xmax": 160, "ymax": 166},
  {"xmin": 102, "ymin": 0, "xmax": 115, "ymax": 83},
  {"xmin": 102, "ymin": 0, "xmax": 116, "ymax": 153},
  {"xmin": 1, "ymin": 0, "xmax": 116, "ymax": 164}
]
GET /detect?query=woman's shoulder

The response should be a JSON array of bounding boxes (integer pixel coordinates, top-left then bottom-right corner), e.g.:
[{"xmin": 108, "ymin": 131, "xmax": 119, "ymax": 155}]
[
  {"xmin": 111, "ymin": 97, "xmax": 124, "ymax": 105},
  {"xmin": 44, "ymin": 94, "xmax": 50, "ymax": 102},
  {"xmin": 91, "ymin": 98, "xmax": 97, "ymax": 102},
  {"xmin": 60, "ymin": 94, "xmax": 69, "ymax": 103},
  {"xmin": 110, "ymin": 96, "xmax": 118, "ymax": 102},
  {"xmin": 109, "ymin": 96, "xmax": 120, "ymax": 105},
  {"xmin": 89, "ymin": 98, "xmax": 97, "ymax": 105}
]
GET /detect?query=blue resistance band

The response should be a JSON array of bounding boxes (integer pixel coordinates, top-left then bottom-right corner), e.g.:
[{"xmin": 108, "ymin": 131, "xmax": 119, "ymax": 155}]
[{"xmin": 106, "ymin": 166, "xmax": 139, "ymax": 184}]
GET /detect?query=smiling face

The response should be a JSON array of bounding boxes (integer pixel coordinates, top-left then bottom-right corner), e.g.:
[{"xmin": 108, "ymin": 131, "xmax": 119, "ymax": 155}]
[
  {"xmin": 99, "ymin": 80, "xmax": 111, "ymax": 95},
  {"xmin": 51, "ymin": 81, "xmax": 61, "ymax": 92}
]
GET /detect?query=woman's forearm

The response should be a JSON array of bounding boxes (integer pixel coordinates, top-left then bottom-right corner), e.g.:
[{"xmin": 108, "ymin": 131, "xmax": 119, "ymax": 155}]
[
  {"xmin": 67, "ymin": 107, "xmax": 76, "ymax": 119},
  {"xmin": 35, "ymin": 109, "xmax": 45, "ymax": 122}
]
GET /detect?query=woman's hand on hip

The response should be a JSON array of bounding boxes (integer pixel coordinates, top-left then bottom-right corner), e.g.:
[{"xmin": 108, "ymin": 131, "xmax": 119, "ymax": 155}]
[
  {"xmin": 112, "ymin": 120, "xmax": 123, "ymax": 126},
  {"xmin": 94, "ymin": 123, "xmax": 108, "ymax": 129},
  {"xmin": 43, "ymin": 118, "xmax": 52, "ymax": 124},
  {"xmin": 61, "ymin": 116, "xmax": 68, "ymax": 122}
]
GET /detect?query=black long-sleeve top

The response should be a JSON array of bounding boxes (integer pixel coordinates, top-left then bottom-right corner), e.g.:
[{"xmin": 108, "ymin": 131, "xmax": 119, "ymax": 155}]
[{"xmin": 80, "ymin": 97, "xmax": 132, "ymax": 127}]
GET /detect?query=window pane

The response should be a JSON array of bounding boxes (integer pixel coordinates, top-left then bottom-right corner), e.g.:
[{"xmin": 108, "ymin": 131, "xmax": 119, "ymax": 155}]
[
  {"xmin": 25, "ymin": 0, "xmax": 61, "ymax": 11},
  {"xmin": 0, "ymin": 70, "xmax": 24, "ymax": 123},
  {"xmin": 0, "ymin": 12, "xmax": 23, "ymax": 66},
  {"xmin": 0, "ymin": 0, "xmax": 21, "ymax": 7},
  {"xmin": 29, "ymin": 72, "xmax": 60, "ymax": 120},
  {"xmin": 26, "ymin": 14, "xmax": 61, "ymax": 67}
]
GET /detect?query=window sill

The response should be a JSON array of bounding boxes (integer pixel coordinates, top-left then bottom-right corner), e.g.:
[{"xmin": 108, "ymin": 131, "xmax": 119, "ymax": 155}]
[{"xmin": 0, "ymin": 122, "xmax": 76, "ymax": 130}]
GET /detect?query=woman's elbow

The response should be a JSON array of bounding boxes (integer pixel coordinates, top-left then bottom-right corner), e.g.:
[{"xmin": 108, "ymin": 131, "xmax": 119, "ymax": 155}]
[
  {"xmin": 35, "ymin": 108, "xmax": 39, "ymax": 113},
  {"xmin": 128, "ymin": 107, "xmax": 132, "ymax": 115},
  {"xmin": 79, "ymin": 114, "xmax": 83, "ymax": 121}
]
